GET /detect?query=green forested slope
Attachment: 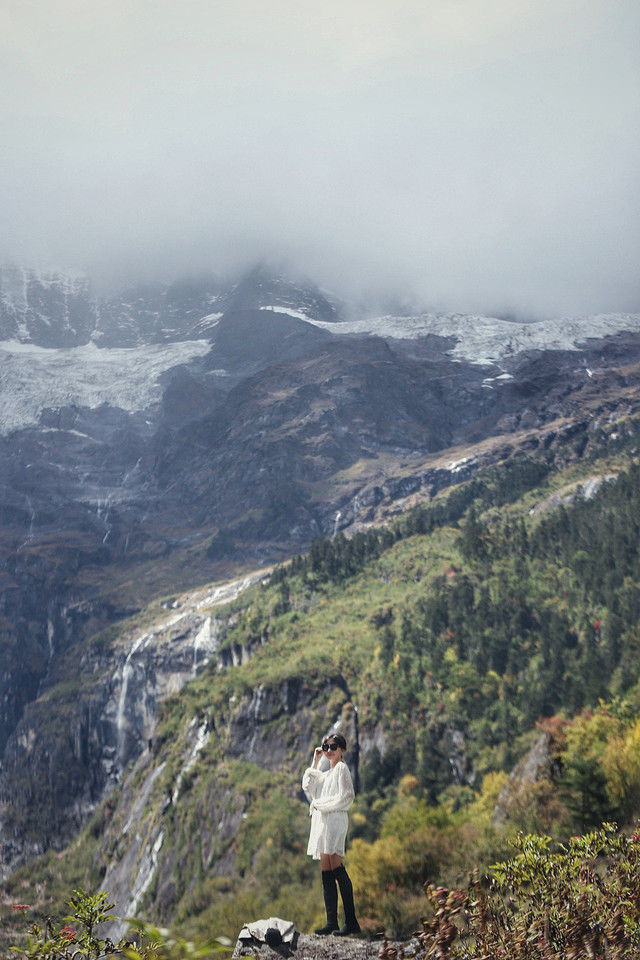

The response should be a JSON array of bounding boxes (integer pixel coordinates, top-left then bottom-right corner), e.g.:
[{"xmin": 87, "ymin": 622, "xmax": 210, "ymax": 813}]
[{"xmin": 202, "ymin": 449, "xmax": 640, "ymax": 794}]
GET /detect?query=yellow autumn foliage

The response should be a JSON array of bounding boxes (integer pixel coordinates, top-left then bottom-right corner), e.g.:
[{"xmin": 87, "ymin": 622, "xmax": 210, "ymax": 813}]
[{"xmin": 602, "ymin": 717, "xmax": 640, "ymax": 818}]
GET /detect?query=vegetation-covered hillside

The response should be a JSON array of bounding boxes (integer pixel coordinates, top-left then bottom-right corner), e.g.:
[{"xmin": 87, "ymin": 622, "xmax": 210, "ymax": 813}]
[{"xmin": 3, "ymin": 423, "xmax": 640, "ymax": 951}]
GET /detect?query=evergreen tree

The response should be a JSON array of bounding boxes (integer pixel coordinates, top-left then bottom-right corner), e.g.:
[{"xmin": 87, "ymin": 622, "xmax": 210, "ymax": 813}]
[{"xmin": 561, "ymin": 756, "xmax": 616, "ymax": 832}]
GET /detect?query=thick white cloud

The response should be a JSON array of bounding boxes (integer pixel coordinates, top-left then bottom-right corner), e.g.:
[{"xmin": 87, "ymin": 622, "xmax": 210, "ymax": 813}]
[{"xmin": 1, "ymin": 0, "xmax": 639, "ymax": 316}]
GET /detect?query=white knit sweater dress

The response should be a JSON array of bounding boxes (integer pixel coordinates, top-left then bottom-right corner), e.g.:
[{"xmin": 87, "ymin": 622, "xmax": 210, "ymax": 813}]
[{"xmin": 302, "ymin": 760, "xmax": 355, "ymax": 859}]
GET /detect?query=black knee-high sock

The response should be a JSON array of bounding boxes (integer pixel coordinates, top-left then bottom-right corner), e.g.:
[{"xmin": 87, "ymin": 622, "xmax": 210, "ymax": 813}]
[
  {"xmin": 315, "ymin": 870, "xmax": 338, "ymax": 934},
  {"xmin": 333, "ymin": 864, "xmax": 358, "ymax": 927}
]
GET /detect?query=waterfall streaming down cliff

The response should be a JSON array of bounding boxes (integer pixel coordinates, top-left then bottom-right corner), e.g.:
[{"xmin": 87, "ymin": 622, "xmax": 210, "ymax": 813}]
[
  {"xmin": 245, "ymin": 685, "xmax": 268, "ymax": 761},
  {"xmin": 192, "ymin": 616, "xmax": 211, "ymax": 675},
  {"xmin": 116, "ymin": 632, "xmax": 152, "ymax": 767},
  {"xmin": 195, "ymin": 571, "xmax": 271, "ymax": 609},
  {"xmin": 132, "ymin": 829, "xmax": 165, "ymax": 912},
  {"xmin": 172, "ymin": 718, "xmax": 210, "ymax": 803},
  {"xmin": 16, "ymin": 495, "xmax": 36, "ymax": 551}
]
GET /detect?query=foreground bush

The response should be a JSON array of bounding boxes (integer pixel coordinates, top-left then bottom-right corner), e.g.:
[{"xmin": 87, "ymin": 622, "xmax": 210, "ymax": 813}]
[
  {"xmin": 417, "ymin": 823, "xmax": 640, "ymax": 959},
  {"xmin": 10, "ymin": 889, "xmax": 230, "ymax": 960}
]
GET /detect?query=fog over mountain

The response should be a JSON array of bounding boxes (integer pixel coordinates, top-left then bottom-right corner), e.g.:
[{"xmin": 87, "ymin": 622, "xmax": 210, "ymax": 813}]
[{"xmin": 1, "ymin": 0, "xmax": 639, "ymax": 318}]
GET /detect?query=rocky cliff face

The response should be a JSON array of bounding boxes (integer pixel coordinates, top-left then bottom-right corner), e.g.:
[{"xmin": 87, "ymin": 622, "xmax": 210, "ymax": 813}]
[
  {"xmin": 0, "ymin": 266, "xmax": 339, "ymax": 349},
  {"xmin": 0, "ymin": 572, "xmax": 267, "ymax": 879},
  {"xmin": 493, "ymin": 733, "xmax": 554, "ymax": 828},
  {"xmin": 0, "ymin": 267, "xmax": 95, "ymax": 347}
]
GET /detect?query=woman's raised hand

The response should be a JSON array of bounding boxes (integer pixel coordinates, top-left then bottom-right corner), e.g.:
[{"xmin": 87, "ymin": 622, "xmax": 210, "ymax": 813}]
[{"xmin": 312, "ymin": 745, "xmax": 323, "ymax": 766}]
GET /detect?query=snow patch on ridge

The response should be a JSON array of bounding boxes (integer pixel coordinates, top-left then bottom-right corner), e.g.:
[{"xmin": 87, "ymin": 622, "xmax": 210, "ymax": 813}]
[
  {"xmin": 0, "ymin": 338, "xmax": 211, "ymax": 434},
  {"xmin": 303, "ymin": 312, "xmax": 640, "ymax": 365},
  {"xmin": 259, "ymin": 305, "xmax": 315, "ymax": 323}
]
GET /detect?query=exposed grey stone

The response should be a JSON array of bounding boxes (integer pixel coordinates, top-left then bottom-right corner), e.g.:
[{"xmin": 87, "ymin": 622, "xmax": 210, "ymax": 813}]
[
  {"xmin": 233, "ymin": 931, "xmax": 397, "ymax": 960},
  {"xmin": 493, "ymin": 733, "xmax": 552, "ymax": 827}
]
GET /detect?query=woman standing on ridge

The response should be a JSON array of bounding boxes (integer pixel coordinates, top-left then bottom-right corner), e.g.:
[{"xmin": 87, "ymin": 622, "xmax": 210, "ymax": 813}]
[{"xmin": 302, "ymin": 733, "xmax": 360, "ymax": 936}]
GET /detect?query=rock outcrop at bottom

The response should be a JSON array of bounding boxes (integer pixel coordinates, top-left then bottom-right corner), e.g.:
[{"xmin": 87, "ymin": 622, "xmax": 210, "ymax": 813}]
[{"xmin": 233, "ymin": 932, "xmax": 414, "ymax": 960}]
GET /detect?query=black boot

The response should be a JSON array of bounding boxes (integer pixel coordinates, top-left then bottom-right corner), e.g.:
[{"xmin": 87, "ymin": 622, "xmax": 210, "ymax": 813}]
[
  {"xmin": 333, "ymin": 864, "xmax": 361, "ymax": 936},
  {"xmin": 314, "ymin": 870, "xmax": 339, "ymax": 935}
]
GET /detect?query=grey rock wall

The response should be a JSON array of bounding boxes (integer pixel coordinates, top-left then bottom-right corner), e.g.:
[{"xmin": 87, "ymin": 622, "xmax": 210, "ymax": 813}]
[
  {"xmin": 0, "ymin": 603, "xmax": 221, "ymax": 879},
  {"xmin": 96, "ymin": 671, "xmax": 359, "ymax": 937}
]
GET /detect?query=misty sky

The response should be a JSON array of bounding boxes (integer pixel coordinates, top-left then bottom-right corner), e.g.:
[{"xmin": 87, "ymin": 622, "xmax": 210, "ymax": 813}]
[{"xmin": 1, "ymin": 0, "xmax": 639, "ymax": 317}]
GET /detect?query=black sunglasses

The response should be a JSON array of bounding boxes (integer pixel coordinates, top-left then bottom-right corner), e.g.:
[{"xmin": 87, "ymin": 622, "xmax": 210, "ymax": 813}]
[{"xmin": 322, "ymin": 742, "xmax": 340, "ymax": 752}]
